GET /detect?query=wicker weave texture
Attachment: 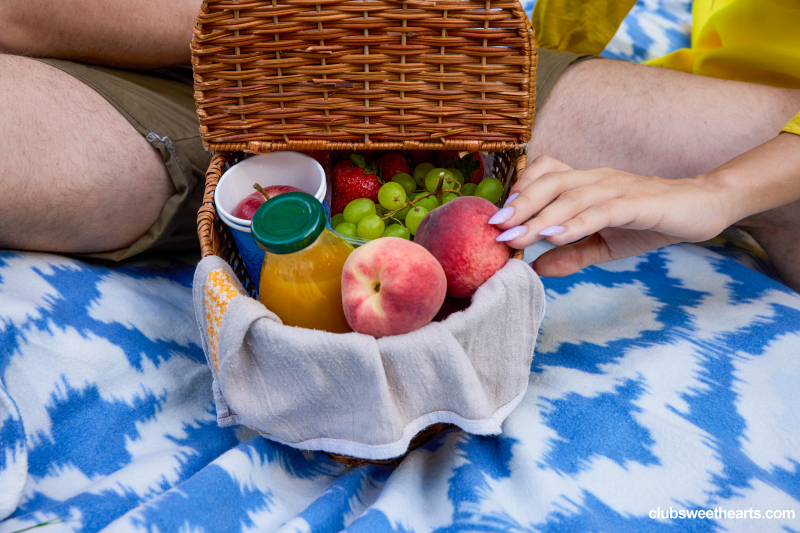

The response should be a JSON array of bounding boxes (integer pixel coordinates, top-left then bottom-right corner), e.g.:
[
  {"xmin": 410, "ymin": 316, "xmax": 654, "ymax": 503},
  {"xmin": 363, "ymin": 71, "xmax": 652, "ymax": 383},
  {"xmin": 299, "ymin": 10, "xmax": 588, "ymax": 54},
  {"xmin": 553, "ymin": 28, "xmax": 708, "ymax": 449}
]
[{"xmin": 192, "ymin": 0, "xmax": 536, "ymax": 153}]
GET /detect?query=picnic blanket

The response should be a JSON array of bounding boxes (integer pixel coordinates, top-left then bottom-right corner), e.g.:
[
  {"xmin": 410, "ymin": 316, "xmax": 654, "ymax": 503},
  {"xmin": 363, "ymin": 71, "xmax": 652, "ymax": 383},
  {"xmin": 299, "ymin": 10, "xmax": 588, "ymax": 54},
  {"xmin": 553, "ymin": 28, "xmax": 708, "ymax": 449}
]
[{"xmin": 2, "ymin": 229, "xmax": 800, "ymax": 532}]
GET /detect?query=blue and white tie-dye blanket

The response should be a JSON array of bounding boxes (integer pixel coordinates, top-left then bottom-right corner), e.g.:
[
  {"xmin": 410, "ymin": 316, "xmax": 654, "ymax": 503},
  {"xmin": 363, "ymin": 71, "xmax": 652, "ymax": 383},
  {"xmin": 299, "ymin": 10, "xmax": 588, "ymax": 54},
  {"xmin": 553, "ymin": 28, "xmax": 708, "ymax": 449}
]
[
  {"xmin": 3, "ymin": 233, "xmax": 800, "ymax": 532},
  {"xmin": 3, "ymin": 3, "xmax": 800, "ymax": 531}
]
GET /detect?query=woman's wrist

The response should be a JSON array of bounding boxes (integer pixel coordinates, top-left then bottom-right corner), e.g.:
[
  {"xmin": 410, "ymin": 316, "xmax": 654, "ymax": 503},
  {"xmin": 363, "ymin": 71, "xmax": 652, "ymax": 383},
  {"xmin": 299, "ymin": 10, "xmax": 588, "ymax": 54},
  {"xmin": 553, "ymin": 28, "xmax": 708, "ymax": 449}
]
[
  {"xmin": 693, "ymin": 167, "xmax": 751, "ymax": 228},
  {"xmin": 694, "ymin": 133, "xmax": 800, "ymax": 227}
]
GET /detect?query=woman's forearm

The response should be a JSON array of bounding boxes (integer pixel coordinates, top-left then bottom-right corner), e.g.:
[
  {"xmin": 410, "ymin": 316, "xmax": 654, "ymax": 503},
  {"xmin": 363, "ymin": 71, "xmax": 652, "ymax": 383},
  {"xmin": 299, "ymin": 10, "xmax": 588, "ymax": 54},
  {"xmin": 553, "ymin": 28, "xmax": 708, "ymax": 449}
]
[
  {"xmin": 0, "ymin": 0, "xmax": 202, "ymax": 68},
  {"xmin": 702, "ymin": 133, "xmax": 800, "ymax": 226}
]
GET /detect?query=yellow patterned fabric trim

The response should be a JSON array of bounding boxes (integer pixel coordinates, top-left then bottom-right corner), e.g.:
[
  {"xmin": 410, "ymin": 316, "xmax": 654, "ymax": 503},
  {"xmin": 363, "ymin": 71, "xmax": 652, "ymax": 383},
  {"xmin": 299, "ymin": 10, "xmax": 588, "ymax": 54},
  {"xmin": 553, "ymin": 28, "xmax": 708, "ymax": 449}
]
[
  {"xmin": 204, "ymin": 269, "xmax": 242, "ymax": 372},
  {"xmin": 782, "ymin": 112, "xmax": 800, "ymax": 136}
]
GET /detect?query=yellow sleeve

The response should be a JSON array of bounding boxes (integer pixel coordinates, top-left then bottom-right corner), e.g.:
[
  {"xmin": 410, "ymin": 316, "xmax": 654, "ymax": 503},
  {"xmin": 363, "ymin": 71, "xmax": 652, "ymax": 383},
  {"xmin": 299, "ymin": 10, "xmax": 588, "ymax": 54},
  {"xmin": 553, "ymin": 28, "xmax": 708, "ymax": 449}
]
[
  {"xmin": 532, "ymin": 0, "xmax": 638, "ymax": 55},
  {"xmin": 783, "ymin": 112, "xmax": 800, "ymax": 136}
]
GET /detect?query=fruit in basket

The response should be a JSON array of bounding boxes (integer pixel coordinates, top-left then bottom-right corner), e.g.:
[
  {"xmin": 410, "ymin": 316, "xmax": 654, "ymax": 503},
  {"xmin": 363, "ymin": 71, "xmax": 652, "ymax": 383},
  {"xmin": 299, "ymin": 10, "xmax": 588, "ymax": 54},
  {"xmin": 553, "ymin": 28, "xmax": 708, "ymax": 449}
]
[
  {"xmin": 330, "ymin": 213, "xmax": 345, "ymax": 229},
  {"xmin": 331, "ymin": 157, "xmax": 381, "ymax": 215},
  {"xmin": 413, "ymin": 162, "xmax": 436, "ymax": 187},
  {"xmin": 455, "ymin": 152, "xmax": 485, "ymax": 184},
  {"xmin": 475, "ymin": 177, "xmax": 504, "ymax": 204},
  {"xmin": 405, "ymin": 206, "xmax": 428, "ymax": 235},
  {"xmin": 424, "ymin": 168, "xmax": 457, "ymax": 193},
  {"xmin": 341, "ymin": 237, "xmax": 447, "ymax": 337},
  {"xmin": 357, "ymin": 214, "xmax": 385, "ymax": 240},
  {"xmin": 441, "ymin": 192, "xmax": 459, "ymax": 205},
  {"xmin": 343, "ymin": 198, "xmax": 376, "ymax": 224},
  {"xmin": 375, "ymin": 153, "xmax": 409, "ymax": 180},
  {"xmin": 382, "ymin": 224, "xmax": 411, "ymax": 240},
  {"xmin": 232, "ymin": 185, "xmax": 304, "ymax": 220},
  {"xmin": 392, "ymin": 204, "xmax": 411, "ymax": 221},
  {"xmin": 448, "ymin": 167, "xmax": 465, "ymax": 185},
  {"xmin": 378, "ymin": 182, "xmax": 407, "ymax": 210},
  {"xmin": 407, "ymin": 150, "xmax": 435, "ymax": 166},
  {"xmin": 460, "ymin": 183, "xmax": 478, "ymax": 196},
  {"xmin": 414, "ymin": 196, "xmax": 511, "ymax": 298},
  {"xmin": 336, "ymin": 149, "xmax": 374, "ymax": 164},
  {"xmin": 335, "ymin": 222, "xmax": 358, "ymax": 238},
  {"xmin": 390, "ymin": 173, "xmax": 416, "ymax": 196},
  {"xmin": 412, "ymin": 192, "xmax": 438, "ymax": 213},
  {"xmin": 436, "ymin": 150, "xmax": 460, "ymax": 168}
]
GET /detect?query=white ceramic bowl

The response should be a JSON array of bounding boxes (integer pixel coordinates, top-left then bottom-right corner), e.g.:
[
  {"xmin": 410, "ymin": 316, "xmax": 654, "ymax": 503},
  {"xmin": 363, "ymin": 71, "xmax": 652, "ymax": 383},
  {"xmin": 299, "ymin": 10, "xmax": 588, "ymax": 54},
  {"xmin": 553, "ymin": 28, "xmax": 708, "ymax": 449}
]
[{"xmin": 214, "ymin": 152, "xmax": 327, "ymax": 227}]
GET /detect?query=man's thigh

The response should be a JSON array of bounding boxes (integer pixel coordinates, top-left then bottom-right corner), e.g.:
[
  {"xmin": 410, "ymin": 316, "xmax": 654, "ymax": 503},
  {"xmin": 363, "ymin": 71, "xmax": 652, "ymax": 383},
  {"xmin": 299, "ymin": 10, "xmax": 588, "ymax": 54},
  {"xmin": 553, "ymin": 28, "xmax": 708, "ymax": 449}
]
[
  {"xmin": 529, "ymin": 55, "xmax": 800, "ymax": 180},
  {"xmin": 0, "ymin": 55, "xmax": 210, "ymax": 259}
]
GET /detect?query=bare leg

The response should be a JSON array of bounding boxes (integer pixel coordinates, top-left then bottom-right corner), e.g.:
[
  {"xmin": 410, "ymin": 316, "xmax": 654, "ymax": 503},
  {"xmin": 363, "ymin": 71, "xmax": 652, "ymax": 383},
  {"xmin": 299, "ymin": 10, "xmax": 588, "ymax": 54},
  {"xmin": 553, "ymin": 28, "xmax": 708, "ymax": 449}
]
[
  {"xmin": 0, "ymin": 0, "xmax": 202, "ymax": 68},
  {"xmin": 531, "ymin": 59, "xmax": 800, "ymax": 178},
  {"xmin": 736, "ymin": 201, "xmax": 800, "ymax": 292},
  {"xmin": 0, "ymin": 54, "xmax": 175, "ymax": 254},
  {"xmin": 530, "ymin": 58, "xmax": 800, "ymax": 290}
]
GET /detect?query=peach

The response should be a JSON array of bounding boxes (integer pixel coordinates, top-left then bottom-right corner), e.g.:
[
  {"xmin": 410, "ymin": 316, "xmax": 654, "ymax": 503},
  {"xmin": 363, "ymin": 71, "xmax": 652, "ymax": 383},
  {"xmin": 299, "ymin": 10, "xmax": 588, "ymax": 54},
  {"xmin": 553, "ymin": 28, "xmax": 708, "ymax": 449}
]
[
  {"xmin": 414, "ymin": 196, "xmax": 511, "ymax": 298},
  {"xmin": 232, "ymin": 185, "xmax": 304, "ymax": 220},
  {"xmin": 341, "ymin": 237, "xmax": 447, "ymax": 338}
]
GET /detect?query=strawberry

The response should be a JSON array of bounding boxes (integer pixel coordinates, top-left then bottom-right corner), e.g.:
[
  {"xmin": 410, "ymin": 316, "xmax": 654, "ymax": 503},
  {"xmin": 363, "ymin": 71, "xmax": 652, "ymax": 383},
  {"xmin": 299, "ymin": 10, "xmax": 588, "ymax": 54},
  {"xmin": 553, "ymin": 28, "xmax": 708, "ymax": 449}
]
[
  {"xmin": 406, "ymin": 150, "xmax": 435, "ymax": 166},
  {"xmin": 331, "ymin": 155, "xmax": 381, "ymax": 215},
  {"xmin": 454, "ymin": 152, "xmax": 485, "ymax": 184},
  {"xmin": 436, "ymin": 150, "xmax": 459, "ymax": 168},
  {"xmin": 375, "ymin": 152, "xmax": 409, "ymax": 180}
]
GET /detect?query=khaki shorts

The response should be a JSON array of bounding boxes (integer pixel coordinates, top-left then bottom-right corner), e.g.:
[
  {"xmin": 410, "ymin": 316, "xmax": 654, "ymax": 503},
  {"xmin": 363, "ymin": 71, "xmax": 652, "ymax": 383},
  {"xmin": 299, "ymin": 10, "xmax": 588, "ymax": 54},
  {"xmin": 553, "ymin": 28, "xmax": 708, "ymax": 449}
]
[{"xmin": 37, "ymin": 48, "xmax": 594, "ymax": 260}]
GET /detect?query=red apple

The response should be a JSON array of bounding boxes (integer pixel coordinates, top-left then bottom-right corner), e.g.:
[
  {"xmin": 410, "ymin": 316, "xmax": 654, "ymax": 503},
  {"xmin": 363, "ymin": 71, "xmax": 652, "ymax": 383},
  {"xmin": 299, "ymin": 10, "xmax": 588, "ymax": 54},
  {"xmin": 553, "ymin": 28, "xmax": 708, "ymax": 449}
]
[
  {"xmin": 232, "ymin": 185, "xmax": 304, "ymax": 220},
  {"xmin": 414, "ymin": 196, "xmax": 511, "ymax": 298},
  {"xmin": 341, "ymin": 237, "xmax": 447, "ymax": 338}
]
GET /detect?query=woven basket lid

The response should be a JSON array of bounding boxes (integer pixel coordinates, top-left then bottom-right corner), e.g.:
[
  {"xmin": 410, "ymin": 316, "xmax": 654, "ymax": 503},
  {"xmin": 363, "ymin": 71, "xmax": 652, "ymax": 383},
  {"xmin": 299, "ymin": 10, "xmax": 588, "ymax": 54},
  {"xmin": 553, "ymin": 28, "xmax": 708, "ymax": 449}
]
[{"xmin": 191, "ymin": 0, "xmax": 536, "ymax": 153}]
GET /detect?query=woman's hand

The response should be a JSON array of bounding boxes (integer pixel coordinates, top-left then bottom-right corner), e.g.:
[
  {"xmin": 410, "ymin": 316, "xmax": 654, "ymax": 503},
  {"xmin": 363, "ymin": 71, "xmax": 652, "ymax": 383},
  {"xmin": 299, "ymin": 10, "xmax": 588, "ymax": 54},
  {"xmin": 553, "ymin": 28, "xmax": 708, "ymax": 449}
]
[{"xmin": 489, "ymin": 155, "xmax": 735, "ymax": 276}]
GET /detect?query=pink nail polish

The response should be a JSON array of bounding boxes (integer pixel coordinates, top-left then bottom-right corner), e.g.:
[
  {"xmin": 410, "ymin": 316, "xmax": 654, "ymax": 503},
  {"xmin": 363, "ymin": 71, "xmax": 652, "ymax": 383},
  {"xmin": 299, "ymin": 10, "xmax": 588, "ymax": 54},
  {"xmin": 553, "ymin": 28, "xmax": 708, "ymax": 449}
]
[
  {"xmin": 539, "ymin": 226, "xmax": 566, "ymax": 237},
  {"xmin": 488, "ymin": 206, "xmax": 514, "ymax": 225},
  {"xmin": 496, "ymin": 225, "xmax": 528, "ymax": 242},
  {"xmin": 503, "ymin": 192, "xmax": 520, "ymax": 207}
]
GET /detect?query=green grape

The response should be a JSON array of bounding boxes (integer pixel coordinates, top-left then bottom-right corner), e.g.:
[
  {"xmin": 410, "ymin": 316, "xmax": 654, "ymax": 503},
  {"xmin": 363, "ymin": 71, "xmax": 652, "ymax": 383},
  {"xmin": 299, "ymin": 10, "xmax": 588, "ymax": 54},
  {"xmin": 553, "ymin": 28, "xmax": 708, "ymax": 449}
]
[
  {"xmin": 334, "ymin": 222, "xmax": 358, "ymax": 238},
  {"xmin": 424, "ymin": 168, "xmax": 456, "ymax": 193},
  {"xmin": 413, "ymin": 162, "xmax": 435, "ymax": 187},
  {"xmin": 460, "ymin": 183, "xmax": 478, "ymax": 196},
  {"xmin": 475, "ymin": 177, "xmax": 503, "ymax": 204},
  {"xmin": 391, "ymin": 173, "xmax": 416, "ymax": 196},
  {"xmin": 382, "ymin": 224, "xmax": 411, "ymax": 240},
  {"xmin": 378, "ymin": 182, "xmax": 407, "ymax": 210},
  {"xmin": 447, "ymin": 167, "xmax": 465, "ymax": 185},
  {"xmin": 357, "ymin": 214, "xmax": 385, "ymax": 240},
  {"xmin": 393, "ymin": 205, "xmax": 411, "ymax": 220},
  {"xmin": 412, "ymin": 191, "xmax": 439, "ymax": 212},
  {"xmin": 343, "ymin": 198, "xmax": 376, "ymax": 224},
  {"xmin": 405, "ymin": 206, "xmax": 428, "ymax": 235},
  {"xmin": 330, "ymin": 213, "xmax": 345, "ymax": 229},
  {"xmin": 441, "ymin": 192, "xmax": 459, "ymax": 205}
]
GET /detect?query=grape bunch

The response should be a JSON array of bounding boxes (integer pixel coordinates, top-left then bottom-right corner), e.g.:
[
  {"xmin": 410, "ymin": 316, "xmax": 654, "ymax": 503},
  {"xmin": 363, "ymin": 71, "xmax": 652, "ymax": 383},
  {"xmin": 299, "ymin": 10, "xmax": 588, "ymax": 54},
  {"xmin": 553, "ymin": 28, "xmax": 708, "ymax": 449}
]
[{"xmin": 331, "ymin": 152, "xmax": 505, "ymax": 243}]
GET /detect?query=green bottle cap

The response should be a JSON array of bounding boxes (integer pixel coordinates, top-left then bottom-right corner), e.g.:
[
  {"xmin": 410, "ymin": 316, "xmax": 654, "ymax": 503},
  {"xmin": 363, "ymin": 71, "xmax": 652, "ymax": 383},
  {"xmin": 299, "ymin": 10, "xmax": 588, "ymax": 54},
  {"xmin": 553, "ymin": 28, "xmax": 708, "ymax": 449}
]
[{"xmin": 250, "ymin": 192, "xmax": 326, "ymax": 254}]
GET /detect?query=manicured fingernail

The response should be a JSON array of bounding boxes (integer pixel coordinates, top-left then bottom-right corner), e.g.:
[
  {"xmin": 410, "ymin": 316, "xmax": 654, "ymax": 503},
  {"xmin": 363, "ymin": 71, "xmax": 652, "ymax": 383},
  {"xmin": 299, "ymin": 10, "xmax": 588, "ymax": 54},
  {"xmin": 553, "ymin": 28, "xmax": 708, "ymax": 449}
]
[
  {"xmin": 496, "ymin": 225, "xmax": 528, "ymax": 242},
  {"xmin": 539, "ymin": 226, "xmax": 566, "ymax": 237},
  {"xmin": 503, "ymin": 192, "xmax": 520, "ymax": 207},
  {"xmin": 489, "ymin": 206, "xmax": 514, "ymax": 225}
]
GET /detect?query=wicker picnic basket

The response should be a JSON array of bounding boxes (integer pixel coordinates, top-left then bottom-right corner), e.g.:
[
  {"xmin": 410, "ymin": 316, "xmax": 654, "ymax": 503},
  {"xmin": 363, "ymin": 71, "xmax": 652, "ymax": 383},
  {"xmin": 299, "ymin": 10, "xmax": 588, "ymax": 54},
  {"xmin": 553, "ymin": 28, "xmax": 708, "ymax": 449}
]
[{"xmin": 193, "ymin": 0, "xmax": 536, "ymax": 465}]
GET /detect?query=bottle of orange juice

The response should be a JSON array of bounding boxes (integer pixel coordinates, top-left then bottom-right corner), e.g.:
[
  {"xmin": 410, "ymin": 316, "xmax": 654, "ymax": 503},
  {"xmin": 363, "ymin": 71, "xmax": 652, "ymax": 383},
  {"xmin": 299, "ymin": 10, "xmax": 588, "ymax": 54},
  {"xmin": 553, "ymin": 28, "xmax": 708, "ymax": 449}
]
[{"xmin": 251, "ymin": 192, "xmax": 354, "ymax": 333}]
